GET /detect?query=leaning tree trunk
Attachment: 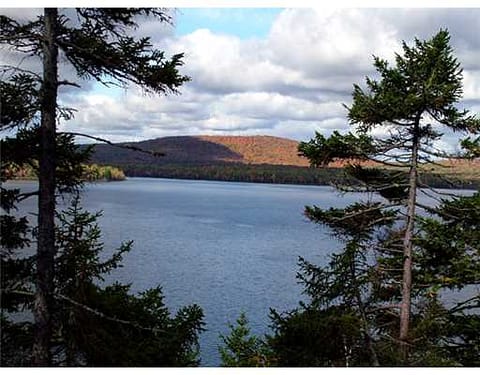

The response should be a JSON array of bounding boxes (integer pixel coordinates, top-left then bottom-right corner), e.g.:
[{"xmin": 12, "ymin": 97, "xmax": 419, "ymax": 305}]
[
  {"xmin": 399, "ymin": 117, "xmax": 420, "ymax": 363},
  {"xmin": 32, "ymin": 7, "xmax": 58, "ymax": 366}
]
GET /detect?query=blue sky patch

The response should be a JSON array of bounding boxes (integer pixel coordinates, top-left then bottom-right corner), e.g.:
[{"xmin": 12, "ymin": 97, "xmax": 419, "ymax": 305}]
[{"xmin": 175, "ymin": 8, "xmax": 283, "ymax": 39}]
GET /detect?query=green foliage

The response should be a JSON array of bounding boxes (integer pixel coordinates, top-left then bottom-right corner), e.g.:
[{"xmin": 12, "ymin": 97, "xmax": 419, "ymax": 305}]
[
  {"xmin": 57, "ymin": 283, "xmax": 204, "ymax": 366},
  {"xmin": 4, "ymin": 161, "xmax": 126, "ymax": 182},
  {"xmin": 0, "ymin": 73, "xmax": 39, "ymax": 129},
  {"xmin": 305, "ymin": 202, "xmax": 397, "ymax": 240},
  {"xmin": 269, "ymin": 306, "xmax": 368, "ymax": 366},
  {"xmin": 0, "ymin": 9, "xmax": 189, "ymax": 96},
  {"xmin": 272, "ymin": 191, "xmax": 480, "ymax": 366},
  {"xmin": 1, "ymin": 7, "xmax": 193, "ymax": 366},
  {"xmin": 414, "ymin": 193, "xmax": 480, "ymax": 291},
  {"xmin": 300, "ymin": 30, "xmax": 480, "ymax": 171},
  {"xmin": 278, "ymin": 29, "xmax": 480, "ymax": 366},
  {"xmin": 348, "ymin": 30, "xmax": 479, "ymax": 133},
  {"xmin": 0, "ymin": 317, "xmax": 34, "ymax": 366},
  {"xmin": 460, "ymin": 136, "xmax": 480, "ymax": 158},
  {"xmin": 442, "ymin": 313, "xmax": 480, "ymax": 366},
  {"xmin": 344, "ymin": 164, "xmax": 409, "ymax": 201},
  {"xmin": 82, "ymin": 164, "xmax": 126, "ymax": 181},
  {"xmin": 298, "ymin": 131, "xmax": 377, "ymax": 167},
  {"xmin": 1, "ymin": 127, "xmax": 92, "ymax": 194},
  {"xmin": 123, "ymin": 163, "xmax": 345, "ymax": 185},
  {"xmin": 219, "ymin": 313, "xmax": 273, "ymax": 367},
  {"xmin": 57, "ymin": 9, "xmax": 188, "ymax": 94}
]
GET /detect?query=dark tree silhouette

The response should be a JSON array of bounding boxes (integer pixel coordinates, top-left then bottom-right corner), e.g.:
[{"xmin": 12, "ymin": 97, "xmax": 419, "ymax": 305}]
[{"xmin": 1, "ymin": 8, "xmax": 189, "ymax": 365}]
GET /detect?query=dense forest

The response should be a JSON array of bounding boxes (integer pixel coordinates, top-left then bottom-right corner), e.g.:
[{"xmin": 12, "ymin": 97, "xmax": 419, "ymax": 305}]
[
  {"xmin": 119, "ymin": 162, "xmax": 479, "ymax": 189},
  {"xmin": 1, "ymin": 7, "xmax": 479, "ymax": 368}
]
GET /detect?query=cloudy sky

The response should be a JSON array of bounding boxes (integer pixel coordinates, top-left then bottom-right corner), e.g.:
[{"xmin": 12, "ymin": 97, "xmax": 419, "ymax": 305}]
[{"xmin": 1, "ymin": 6, "xmax": 480, "ymax": 147}]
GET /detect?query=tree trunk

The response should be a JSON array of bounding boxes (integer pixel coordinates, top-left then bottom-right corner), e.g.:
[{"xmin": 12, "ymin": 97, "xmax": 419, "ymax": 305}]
[
  {"xmin": 399, "ymin": 117, "xmax": 420, "ymax": 362},
  {"xmin": 32, "ymin": 7, "xmax": 58, "ymax": 366},
  {"xmin": 348, "ymin": 245, "xmax": 379, "ymax": 366}
]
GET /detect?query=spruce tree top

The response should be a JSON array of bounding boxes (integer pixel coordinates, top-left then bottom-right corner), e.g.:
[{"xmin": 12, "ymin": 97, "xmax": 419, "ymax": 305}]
[
  {"xmin": 300, "ymin": 30, "xmax": 480, "ymax": 168},
  {"xmin": 349, "ymin": 30, "xmax": 478, "ymax": 132}
]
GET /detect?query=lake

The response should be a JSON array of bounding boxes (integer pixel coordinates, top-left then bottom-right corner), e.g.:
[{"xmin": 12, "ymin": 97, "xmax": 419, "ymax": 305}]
[
  {"xmin": 8, "ymin": 178, "xmax": 363, "ymax": 365},
  {"xmin": 6, "ymin": 178, "xmax": 475, "ymax": 366},
  {"xmin": 80, "ymin": 178, "xmax": 361, "ymax": 366}
]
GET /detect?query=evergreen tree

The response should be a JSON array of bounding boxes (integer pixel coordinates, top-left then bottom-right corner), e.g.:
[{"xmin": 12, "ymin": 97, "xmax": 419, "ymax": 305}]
[
  {"xmin": 219, "ymin": 312, "xmax": 273, "ymax": 367},
  {"xmin": 1, "ymin": 8, "xmax": 191, "ymax": 365},
  {"xmin": 297, "ymin": 29, "xmax": 479, "ymax": 363}
]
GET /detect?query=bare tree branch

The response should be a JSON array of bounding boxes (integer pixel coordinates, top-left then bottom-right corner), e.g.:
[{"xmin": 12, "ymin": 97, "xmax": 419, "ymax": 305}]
[
  {"xmin": 4, "ymin": 289, "xmax": 168, "ymax": 334},
  {"xmin": 55, "ymin": 293, "xmax": 167, "ymax": 334},
  {"xmin": 58, "ymin": 80, "xmax": 81, "ymax": 88},
  {"xmin": 61, "ymin": 132, "xmax": 165, "ymax": 157}
]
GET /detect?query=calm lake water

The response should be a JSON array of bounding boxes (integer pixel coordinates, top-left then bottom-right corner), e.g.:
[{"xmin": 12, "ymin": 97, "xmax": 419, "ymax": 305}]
[
  {"xmin": 6, "ymin": 178, "xmax": 476, "ymax": 366},
  {"xmin": 8, "ymin": 178, "xmax": 362, "ymax": 365},
  {"xmin": 80, "ymin": 178, "xmax": 360, "ymax": 366}
]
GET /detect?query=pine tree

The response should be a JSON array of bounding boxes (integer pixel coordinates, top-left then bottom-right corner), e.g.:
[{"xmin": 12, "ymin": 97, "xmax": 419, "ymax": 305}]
[
  {"xmin": 1, "ymin": 8, "xmax": 189, "ymax": 365},
  {"xmin": 219, "ymin": 312, "xmax": 273, "ymax": 367},
  {"xmin": 296, "ymin": 30, "xmax": 480, "ymax": 363}
]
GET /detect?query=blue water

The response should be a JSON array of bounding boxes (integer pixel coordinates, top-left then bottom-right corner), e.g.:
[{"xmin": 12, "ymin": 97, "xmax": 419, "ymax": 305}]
[
  {"xmin": 13, "ymin": 178, "xmax": 475, "ymax": 365},
  {"xmin": 8, "ymin": 178, "xmax": 365, "ymax": 365},
  {"xmin": 7, "ymin": 178, "xmax": 478, "ymax": 366},
  {"xmin": 79, "ymin": 178, "xmax": 363, "ymax": 366}
]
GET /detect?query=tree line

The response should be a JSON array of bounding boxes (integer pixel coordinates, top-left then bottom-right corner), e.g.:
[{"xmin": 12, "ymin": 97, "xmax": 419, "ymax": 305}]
[
  {"xmin": 4, "ymin": 163, "xmax": 125, "ymax": 182},
  {"xmin": 1, "ymin": 8, "xmax": 479, "ymax": 367},
  {"xmin": 112, "ymin": 161, "xmax": 479, "ymax": 189}
]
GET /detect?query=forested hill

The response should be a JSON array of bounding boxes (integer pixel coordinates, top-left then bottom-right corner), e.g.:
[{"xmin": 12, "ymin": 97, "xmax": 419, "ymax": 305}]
[
  {"xmin": 86, "ymin": 135, "xmax": 344, "ymax": 185},
  {"xmin": 87, "ymin": 135, "xmax": 479, "ymax": 188},
  {"xmin": 88, "ymin": 135, "xmax": 310, "ymax": 167}
]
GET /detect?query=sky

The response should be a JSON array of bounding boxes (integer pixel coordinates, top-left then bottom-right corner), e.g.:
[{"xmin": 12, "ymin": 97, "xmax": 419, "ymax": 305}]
[{"xmin": 1, "ymin": 6, "xmax": 480, "ymax": 149}]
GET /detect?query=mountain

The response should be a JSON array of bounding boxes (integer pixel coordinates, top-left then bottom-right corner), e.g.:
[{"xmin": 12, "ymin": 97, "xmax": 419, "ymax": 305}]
[
  {"xmin": 88, "ymin": 135, "xmax": 310, "ymax": 167},
  {"xmin": 86, "ymin": 135, "xmax": 479, "ymax": 188}
]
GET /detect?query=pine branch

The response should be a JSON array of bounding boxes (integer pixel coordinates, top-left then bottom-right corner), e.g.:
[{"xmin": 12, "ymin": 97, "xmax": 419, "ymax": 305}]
[
  {"xmin": 414, "ymin": 202, "xmax": 458, "ymax": 220},
  {"xmin": 374, "ymin": 246, "xmax": 404, "ymax": 254},
  {"xmin": 420, "ymin": 185, "xmax": 462, "ymax": 198},
  {"xmin": 0, "ymin": 65, "xmax": 41, "ymax": 80},
  {"xmin": 58, "ymin": 80, "xmax": 81, "ymax": 88},
  {"xmin": 388, "ymin": 120, "xmax": 416, "ymax": 127},
  {"xmin": 337, "ymin": 204, "xmax": 397, "ymax": 222},
  {"xmin": 418, "ymin": 147, "xmax": 472, "ymax": 160},
  {"xmin": 365, "ymin": 304, "xmax": 400, "ymax": 313},
  {"xmin": 448, "ymin": 295, "xmax": 480, "ymax": 314},
  {"xmin": 60, "ymin": 132, "xmax": 165, "ymax": 157},
  {"xmin": 365, "ymin": 156, "xmax": 407, "ymax": 168},
  {"xmin": 17, "ymin": 190, "xmax": 39, "ymax": 202},
  {"xmin": 3, "ymin": 289, "xmax": 168, "ymax": 334},
  {"xmin": 55, "ymin": 293, "xmax": 168, "ymax": 334}
]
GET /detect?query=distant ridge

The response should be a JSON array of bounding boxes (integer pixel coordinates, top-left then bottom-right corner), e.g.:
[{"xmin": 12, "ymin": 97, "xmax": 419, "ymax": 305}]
[
  {"xmin": 86, "ymin": 134, "xmax": 479, "ymax": 188},
  {"xmin": 89, "ymin": 135, "xmax": 310, "ymax": 167}
]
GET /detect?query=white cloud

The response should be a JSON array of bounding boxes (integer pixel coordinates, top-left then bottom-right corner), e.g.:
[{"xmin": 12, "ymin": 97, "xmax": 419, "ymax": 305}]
[
  {"xmin": 216, "ymin": 92, "xmax": 344, "ymax": 122},
  {"xmin": 0, "ymin": 8, "xmax": 41, "ymax": 21},
  {"xmin": 267, "ymin": 9, "xmax": 400, "ymax": 78},
  {"xmin": 7, "ymin": 8, "xmax": 477, "ymax": 145},
  {"xmin": 463, "ymin": 71, "xmax": 480, "ymax": 101}
]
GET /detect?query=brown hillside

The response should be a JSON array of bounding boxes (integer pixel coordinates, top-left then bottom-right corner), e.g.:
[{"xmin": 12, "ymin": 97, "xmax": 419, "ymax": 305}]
[
  {"xmin": 90, "ymin": 135, "xmax": 311, "ymax": 167},
  {"xmin": 88, "ymin": 135, "xmax": 479, "ymax": 182},
  {"xmin": 426, "ymin": 158, "xmax": 480, "ymax": 180},
  {"xmin": 196, "ymin": 135, "xmax": 310, "ymax": 166}
]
